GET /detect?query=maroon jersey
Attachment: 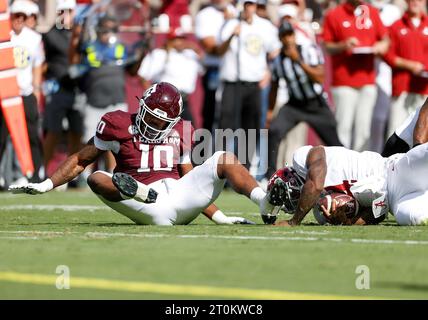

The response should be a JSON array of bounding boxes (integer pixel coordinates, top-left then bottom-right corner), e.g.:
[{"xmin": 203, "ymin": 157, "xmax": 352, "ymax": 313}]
[{"xmin": 94, "ymin": 110, "xmax": 194, "ymax": 185}]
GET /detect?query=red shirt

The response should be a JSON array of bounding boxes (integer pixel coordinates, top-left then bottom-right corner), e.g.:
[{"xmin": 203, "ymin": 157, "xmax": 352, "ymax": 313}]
[
  {"xmin": 160, "ymin": 0, "xmax": 190, "ymax": 29},
  {"xmin": 322, "ymin": 2, "xmax": 387, "ymax": 87},
  {"xmin": 95, "ymin": 111, "xmax": 194, "ymax": 185},
  {"xmin": 383, "ymin": 13, "xmax": 428, "ymax": 96}
]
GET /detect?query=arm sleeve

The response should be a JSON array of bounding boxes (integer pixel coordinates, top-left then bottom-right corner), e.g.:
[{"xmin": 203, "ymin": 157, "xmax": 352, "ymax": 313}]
[
  {"xmin": 195, "ymin": 10, "xmax": 214, "ymax": 40},
  {"xmin": 217, "ymin": 19, "xmax": 236, "ymax": 44},
  {"xmin": 94, "ymin": 113, "xmax": 121, "ymax": 154},
  {"xmin": 382, "ymin": 26, "xmax": 397, "ymax": 67},
  {"xmin": 302, "ymin": 44, "xmax": 324, "ymax": 66},
  {"xmin": 265, "ymin": 24, "xmax": 281, "ymax": 54},
  {"xmin": 373, "ymin": 9, "xmax": 387, "ymax": 40},
  {"xmin": 322, "ymin": 11, "xmax": 336, "ymax": 43},
  {"xmin": 270, "ymin": 57, "xmax": 280, "ymax": 81},
  {"xmin": 33, "ymin": 37, "xmax": 45, "ymax": 67},
  {"xmin": 292, "ymin": 145, "xmax": 313, "ymax": 179},
  {"xmin": 137, "ymin": 52, "xmax": 154, "ymax": 80}
]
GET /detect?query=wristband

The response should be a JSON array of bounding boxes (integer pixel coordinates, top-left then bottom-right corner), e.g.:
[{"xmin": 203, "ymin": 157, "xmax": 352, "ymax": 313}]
[
  {"xmin": 41, "ymin": 179, "xmax": 54, "ymax": 192},
  {"xmin": 43, "ymin": 179, "xmax": 54, "ymax": 192},
  {"xmin": 212, "ymin": 210, "xmax": 229, "ymax": 224}
]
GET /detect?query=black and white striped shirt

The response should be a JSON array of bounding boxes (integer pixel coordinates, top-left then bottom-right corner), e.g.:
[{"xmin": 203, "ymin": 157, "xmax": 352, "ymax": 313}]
[{"xmin": 272, "ymin": 44, "xmax": 324, "ymax": 102}]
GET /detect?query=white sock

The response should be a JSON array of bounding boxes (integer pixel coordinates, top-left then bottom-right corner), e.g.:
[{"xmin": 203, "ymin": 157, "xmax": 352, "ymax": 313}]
[{"xmin": 250, "ymin": 187, "xmax": 266, "ymax": 206}]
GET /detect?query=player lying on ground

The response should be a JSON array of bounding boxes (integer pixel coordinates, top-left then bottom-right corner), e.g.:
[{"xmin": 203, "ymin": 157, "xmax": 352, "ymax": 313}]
[
  {"xmin": 9, "ymin": 82, "xmax": 278, "ymax": 225},
  {"xmin": 317, "ymin": 96, "xmax": 428, "ymax": 225},
  {"xmin": 263, "ymin": 96, "xmax": 428, "ymax": 226},
  {"xmin": 267, "ymin": 143, "xmax": 428, "ymax": 226}
]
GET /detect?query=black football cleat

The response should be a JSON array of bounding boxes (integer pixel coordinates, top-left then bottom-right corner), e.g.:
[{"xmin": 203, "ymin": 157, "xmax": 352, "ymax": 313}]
[
  {"xmin": 112, "ymin": 172, "xmax": 158, "ymax": 204},
  {"xmin": 268, "ymin": 178, "xmax": 287, "ymax": 206}
]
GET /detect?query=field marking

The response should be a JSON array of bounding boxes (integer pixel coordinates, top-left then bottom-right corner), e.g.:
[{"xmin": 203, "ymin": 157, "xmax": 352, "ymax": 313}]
[
  {"xmin": 0, "ymin": 236, "xmax": 40, "ymax": 240},
  {"xmin": 0, "ymin": 205, "xmax": 111, "ymax": 212},
  {"xmin": 0, "ymin": 271, "xmax": 380, "ymax": 300},
  {"xmin": 1, "ymin": 230, "xmax": 428, "ymax": 246}
]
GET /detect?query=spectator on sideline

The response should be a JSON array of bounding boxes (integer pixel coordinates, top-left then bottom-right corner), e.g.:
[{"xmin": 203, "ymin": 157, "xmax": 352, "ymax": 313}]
[
  {"xmin": 42, "ymin": 0, "xmax": 85, "ymax": 171},
  {"xmin": 256, "ymin": 0, "xmax": 269, "ymax": 19},
  {"xmin": 266, "ymin": 21, "xmax": 342, "ymax": 178},
  {"xmin": 194, "ymin": 0, "xmax": 236, "ymax": 132},
  {"xmin": 322, "ymin": 0, "xmax": 389, "ymax": 151},
  {"xmin": 24, "ymin": 0, "xmax": 40, "ymax": 30},
  {"xmin": 70, "ymin": 15, "xmax": 128, "ymax": 173},
  {"xmin": 278, "ymin": 0, "xmax": 317, "ymax": 46},
  {"xmin": 216, "ymin": 0, "xmax": 281, "ymax": 168},
  {"xmin": 137, "ymin": 28, "xmax": 203, "ymax": 123},
  {"xmin": 6, "ymin": 0, "xmax": 45, "ymax": 183},
  {"xmin": 383, "ymin": 0, "xmax": 428, "ymax": 139}
]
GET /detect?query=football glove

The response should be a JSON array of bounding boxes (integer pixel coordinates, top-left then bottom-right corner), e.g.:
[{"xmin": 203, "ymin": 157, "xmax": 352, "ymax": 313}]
[
  {"xmin": 8, "ymin": 179, "xmax": 54, "ymax": 195},
  {"xmin": 212, "ymin": 211, "xmax": 256, "ymax": 225}
]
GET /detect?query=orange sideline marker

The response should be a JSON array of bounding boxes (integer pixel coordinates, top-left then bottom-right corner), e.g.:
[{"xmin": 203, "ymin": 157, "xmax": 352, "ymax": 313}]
[{"xmin": 0, "ymin": 0, "xmax": 34, "ymax": 177}]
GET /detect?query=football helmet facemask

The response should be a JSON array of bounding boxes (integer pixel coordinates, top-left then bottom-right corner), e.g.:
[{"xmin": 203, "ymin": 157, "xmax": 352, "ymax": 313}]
[
  {"xmin": 136, "ymin": 82, "xmax": 183, "ymax": 142},
  {"xmin": 267, "ymin": 166, "xmax": 305, "ymax": 213}
]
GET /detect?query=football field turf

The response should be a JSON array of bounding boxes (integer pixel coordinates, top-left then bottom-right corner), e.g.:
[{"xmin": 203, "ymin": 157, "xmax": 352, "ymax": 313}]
[{"xmin": 0, "ymin": 190, "xmax": 427, "ymax": 300}]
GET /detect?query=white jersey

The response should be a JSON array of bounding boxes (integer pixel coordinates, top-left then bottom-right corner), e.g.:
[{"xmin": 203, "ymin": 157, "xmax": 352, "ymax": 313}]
[
  {"xmin": 137, "ymin": 48, "xmax": 201, "ymax": 94},
  {"xmin": 218, "ymin": 15, "xmax": 281, "ymax": 82},
  {"xmin": 195, "ymin": 4, "xmax": 236, "ymax": 68},
  {"xmin": 10, "ymin": 26, "xmax": 45, "ymax": 96},
  {"xmin": 293, "ymin": 146, "xmax": 390, "ymax": 217}
]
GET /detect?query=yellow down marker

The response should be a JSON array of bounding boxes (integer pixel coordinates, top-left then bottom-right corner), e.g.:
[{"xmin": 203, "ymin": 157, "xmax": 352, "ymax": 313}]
[{"xmin": 0, "ymin": 271, "xmax": 380, "ymax": 300}]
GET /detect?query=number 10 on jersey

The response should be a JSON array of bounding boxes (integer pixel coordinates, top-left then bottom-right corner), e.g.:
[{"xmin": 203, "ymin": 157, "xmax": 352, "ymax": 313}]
[{"xmin": 138, "ymin": 144, "xmax": 174, "ymax": 172}]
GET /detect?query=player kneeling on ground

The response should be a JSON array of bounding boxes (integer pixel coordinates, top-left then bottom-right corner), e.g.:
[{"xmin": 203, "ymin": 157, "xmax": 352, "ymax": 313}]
[{"xmin": 9, "ymin": 82, "xmax": 279, "ymax": 225}]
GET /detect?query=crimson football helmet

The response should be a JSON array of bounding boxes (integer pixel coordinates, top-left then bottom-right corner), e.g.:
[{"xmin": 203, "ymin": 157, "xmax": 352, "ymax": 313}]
[
  {"xmin": 136, "ymin": 82, "xmax": 183, "ymax": 141},
  {"xmin": 267, "ymin": 166, "xmax": 305, "ymax": 213}
]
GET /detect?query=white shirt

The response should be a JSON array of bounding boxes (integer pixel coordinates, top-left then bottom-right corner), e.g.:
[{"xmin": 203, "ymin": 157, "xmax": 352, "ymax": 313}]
[
  {"xmin": 10, "ymin": 26, "xmax": 45, "ymax": 96},
  {"xmin": 376, "ymin": 3, "xmax": 402, "ymax": 96},
  {"xmin": 293, "ymin": 21, "xmax": 317, "ymax": 47},
  {"xmin": 138, "ymin": 48, "xmax": 201, "ymax": 94},
  {"xmin": 218, "ymin": 15, "xmax": 281, "ymax": 82},
  {"xmin": 194, "ymin": 4, "xmax": 236, "ymax": 67}
]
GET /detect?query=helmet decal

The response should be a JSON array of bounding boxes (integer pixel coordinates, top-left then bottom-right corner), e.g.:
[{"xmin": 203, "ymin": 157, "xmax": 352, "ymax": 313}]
[{"xmin": 143, "ymin": 83, "xmax": 158, "ymax": 99}]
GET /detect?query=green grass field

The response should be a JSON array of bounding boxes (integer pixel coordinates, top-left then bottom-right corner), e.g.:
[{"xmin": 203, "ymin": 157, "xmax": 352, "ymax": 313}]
[{"xmin": 0, "ymin": 189, "xmax": 427, "ymax": 300}]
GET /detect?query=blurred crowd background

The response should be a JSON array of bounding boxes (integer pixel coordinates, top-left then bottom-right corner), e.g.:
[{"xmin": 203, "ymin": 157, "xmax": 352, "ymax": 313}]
[{"xmin": 1, "ymin": 0, "xmax": 427, "ymax": 189}]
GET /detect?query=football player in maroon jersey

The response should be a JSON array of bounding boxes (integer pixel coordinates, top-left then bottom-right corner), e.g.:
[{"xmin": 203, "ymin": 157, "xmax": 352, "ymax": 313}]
[{"xmin": 10, "ymin": 82, "xmax": 279, "ymax": 225}]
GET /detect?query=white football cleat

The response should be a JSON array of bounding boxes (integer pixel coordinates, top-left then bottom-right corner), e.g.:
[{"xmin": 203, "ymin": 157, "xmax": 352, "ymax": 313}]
[{"xmin": 112, "ymin": 172, "xmax": 158, "ymax": 203}]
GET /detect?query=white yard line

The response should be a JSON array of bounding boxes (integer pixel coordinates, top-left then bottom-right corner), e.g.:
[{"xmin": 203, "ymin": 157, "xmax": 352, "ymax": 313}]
[
  {"xmin": 0, "ymin": 230, "xmax": 427, "ymax": 246},
  {"xmin": 0, "ymin": 236, "xmax": 40, "ymax": 240},
  {"xmin": 0, "ymin": 205, "xmax": 111, "ymax": 212}
]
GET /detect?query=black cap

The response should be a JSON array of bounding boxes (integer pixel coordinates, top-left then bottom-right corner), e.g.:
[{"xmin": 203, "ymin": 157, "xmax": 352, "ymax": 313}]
[{"xmin": 278, "ymin": 20, "xmax": 295, "ymax": 36}]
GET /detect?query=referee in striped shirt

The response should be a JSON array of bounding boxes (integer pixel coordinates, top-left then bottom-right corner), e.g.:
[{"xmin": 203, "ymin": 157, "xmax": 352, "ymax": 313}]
[{"xmin": 266, "ymin": 21, "xmax": 342, "ymax": 178}]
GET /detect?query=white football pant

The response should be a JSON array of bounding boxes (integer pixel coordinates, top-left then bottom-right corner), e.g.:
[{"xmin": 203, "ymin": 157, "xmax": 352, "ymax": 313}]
[
  {"xmin": 94, "ymin": 151, "xmax": 226, "ymax": 225},
  {"xmin": 387, "ymin": 143, "xmax": 428, "ymax": 225}
]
